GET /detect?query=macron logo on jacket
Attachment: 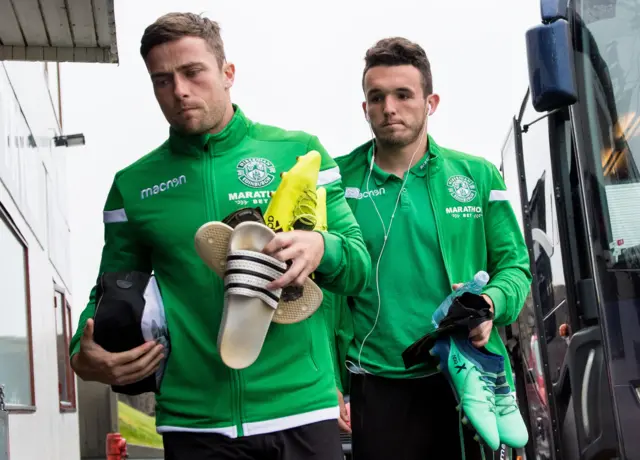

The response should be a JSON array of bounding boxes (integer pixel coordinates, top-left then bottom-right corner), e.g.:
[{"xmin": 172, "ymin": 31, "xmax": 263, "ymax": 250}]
[
  {"xmin": 345, "ymin": 187, "xmax": 386, "ymax": 200},
  {"xmin": 141, "ymin": 175, "xmax": 187, "ymax": 200}
]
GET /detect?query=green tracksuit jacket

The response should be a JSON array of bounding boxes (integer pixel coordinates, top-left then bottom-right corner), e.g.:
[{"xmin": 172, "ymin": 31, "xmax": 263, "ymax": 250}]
[
  {"xmin": 69, "ymin": 105, "xmax": 371, "ymax": 437},
  {"xmin": 328, "ymin": 135, "xmax": 532, "ymax": 392}
]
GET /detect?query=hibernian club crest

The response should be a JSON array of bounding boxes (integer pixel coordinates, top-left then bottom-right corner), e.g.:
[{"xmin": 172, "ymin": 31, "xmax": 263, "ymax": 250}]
[
  {"xmin": 237, "ymin": 158, "xmax": 276, "ymax": 188},
  {"xmin": 447, "ymin": 175, "xmax": 477, "ymax": 203}
]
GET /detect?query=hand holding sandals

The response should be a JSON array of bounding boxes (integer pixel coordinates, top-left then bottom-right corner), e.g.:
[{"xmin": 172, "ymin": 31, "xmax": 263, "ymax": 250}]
[{"xmin": 263, "ymin": 230, "xmax": 325, "ymax": 290}]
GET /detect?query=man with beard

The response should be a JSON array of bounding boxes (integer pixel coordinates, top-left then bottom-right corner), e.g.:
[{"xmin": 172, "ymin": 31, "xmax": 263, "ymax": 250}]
[
  {"xmin": 331, "ymin": 37, "xmax": 531, "ymax": 459},
  {"xmin": 69, "ymin": 12, "xmax": 371, "ymax": 460}
]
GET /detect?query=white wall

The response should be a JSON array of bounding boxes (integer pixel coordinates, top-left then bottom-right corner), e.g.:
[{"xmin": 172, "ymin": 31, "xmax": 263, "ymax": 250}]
[{"xmin": 0, "ymin": 61, "xmax": 80, "ymax": 460}]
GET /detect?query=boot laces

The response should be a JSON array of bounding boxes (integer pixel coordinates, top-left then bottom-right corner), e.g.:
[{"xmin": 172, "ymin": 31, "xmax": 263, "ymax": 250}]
[
  {"xmin": 494, "ymin": 372, "xmax": 518, "ymax": 416},
  {"xmin": 456, "ymin": 367, "xmax": 495, "ymax": 460},
  {"xmin": 293, "ymin": 188, "xmax": 317, "ymax": 228},
  {"xmin": 495, "ymin": 391, "xmax": 519, "ymax": 416}
]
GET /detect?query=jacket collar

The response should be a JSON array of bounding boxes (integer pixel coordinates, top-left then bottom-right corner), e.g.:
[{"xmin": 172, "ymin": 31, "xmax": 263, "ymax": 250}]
[
  {"xmin": 168, "ymin": 104, "xmax": 249, "ymax": 157},
  {"xmin": 367, "ymin": 143, "xmax": 434, "ymax": 187},
  {"xmin": 335, "ymin": 134, "xmax": 443, "ymax": 214},
  {"xmin": 351, "ymin": 134, "xmax": 441, "ymax": 186}
]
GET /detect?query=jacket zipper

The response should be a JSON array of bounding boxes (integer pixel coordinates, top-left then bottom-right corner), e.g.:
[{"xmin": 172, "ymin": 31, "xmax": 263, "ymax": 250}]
[
  {"xmin": 232, "ymin": 371, "xmax": 243, "ymax": 436},
  {"xmin": 427, "ymin": 160, "xmax": 453, "ymax": 288},
  {"xmin": 203, "ymin": 147, "xmax": 243, "ymax": 437},
  {"xmin": 93, "ymin": 275, "xmax": 105, "ymax": 318}
]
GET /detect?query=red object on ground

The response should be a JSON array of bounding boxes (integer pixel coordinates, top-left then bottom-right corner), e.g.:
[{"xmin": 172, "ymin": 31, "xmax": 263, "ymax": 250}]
[{"xmin": 106, "ymin": 432, "xmax": 127, "ymax": 460}]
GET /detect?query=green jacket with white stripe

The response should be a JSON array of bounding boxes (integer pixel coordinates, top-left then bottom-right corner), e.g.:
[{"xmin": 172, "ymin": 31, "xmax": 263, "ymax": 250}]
[
  {"xmin": 69, "ymin": 105, "xmax": 371, "ymax": 437},
  {"xmin": 327, "ymin": 134, "xmax": 532, "ymax": 393}
]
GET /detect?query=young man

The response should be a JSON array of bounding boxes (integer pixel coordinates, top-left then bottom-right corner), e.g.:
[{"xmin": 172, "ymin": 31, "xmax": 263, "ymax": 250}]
[
  {"xmin": 333, "ymin": 38, "xmax": 532, "ymax": 459},
  {"xmin": 68, "ymin": 13, "xmax": 371, "ymax": 460}
]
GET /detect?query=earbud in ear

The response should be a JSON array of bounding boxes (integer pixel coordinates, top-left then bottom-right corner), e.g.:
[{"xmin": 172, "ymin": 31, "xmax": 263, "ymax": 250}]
[{"xmin": 427, "ymin": 103, "xmax": 432, "ymax": 116}]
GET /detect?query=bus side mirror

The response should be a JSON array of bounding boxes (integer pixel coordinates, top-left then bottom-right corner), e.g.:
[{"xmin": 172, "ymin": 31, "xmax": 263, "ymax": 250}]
[{"xmin": 525, "ymin": 18, "xmax": 578, "ymax": 113}]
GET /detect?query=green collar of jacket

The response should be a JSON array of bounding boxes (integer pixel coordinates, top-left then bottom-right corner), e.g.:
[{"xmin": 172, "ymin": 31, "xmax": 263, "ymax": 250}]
[
  {"xmin": 168, "ymin": 104, "xmax": 249, "ymax": 157},
  {"xmin": 340, "ymin": 132, "xmax": 442, "ymax": 169},
  {"xmin": 336, "ymin": 134, "xmax": 442, "ymax": 214}
]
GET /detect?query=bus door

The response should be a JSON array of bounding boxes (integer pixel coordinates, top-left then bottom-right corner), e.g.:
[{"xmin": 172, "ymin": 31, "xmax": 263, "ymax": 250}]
[
  {"xmin": 567, "ymin": 0, "xmax": 640, "ymax": 457},
  {"xmin": 502, "ymin": 88, "xmax": 577, "ymax": 459}
]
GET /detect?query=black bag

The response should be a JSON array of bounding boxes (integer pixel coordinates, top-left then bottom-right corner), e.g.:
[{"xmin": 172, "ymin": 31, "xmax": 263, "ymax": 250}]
[
  {"xmin": 93, "ymin": 271, "xmax": 171, "ymax": 395},
  {"xmin": 402, "ymin": 292, "xmax": 493, "ymax": 370},
  {"xmin": 222, "ymin": 207, "xmax": 265, "ymax": 228}
]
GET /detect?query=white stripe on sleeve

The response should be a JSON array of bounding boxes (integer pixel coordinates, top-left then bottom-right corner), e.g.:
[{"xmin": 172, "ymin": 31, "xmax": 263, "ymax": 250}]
[
  {"xmin": 317, "ymin": 167, "xmax": 341, "ymax": 186},
  {"xmin": 103, "ymin": 208, "xmax": 128, "ymax": 223},
  {"xmin": 489, "ymin": 190, "xmax": 509, "ymax": 202}
]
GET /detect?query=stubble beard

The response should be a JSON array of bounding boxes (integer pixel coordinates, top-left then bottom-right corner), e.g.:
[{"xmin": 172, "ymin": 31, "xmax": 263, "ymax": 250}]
[
  {"xmin": 374, "ymin": 115, "xmax": 427, "ymax": 149},
  {"xmin": 174, "ymin": 108, "xmax": 223, "ymax": 136}
]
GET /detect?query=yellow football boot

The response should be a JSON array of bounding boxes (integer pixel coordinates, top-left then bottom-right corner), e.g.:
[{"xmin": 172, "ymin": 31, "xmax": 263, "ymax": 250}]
[
  {"xmin": 264, "ymin": 151, "xmax": 321, "ymax": 233},
  {"xmin": 309, "ymin": 186, "xmax": 327, "ymax": 282},
  {"xmin": 313, "ymin": 187, "xmax": 327, "ymax": 232}
]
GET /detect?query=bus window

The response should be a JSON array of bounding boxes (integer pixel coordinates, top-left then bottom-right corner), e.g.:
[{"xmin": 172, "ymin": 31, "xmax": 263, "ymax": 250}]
[
  {"xmin": 574, "ymin": 0, "xmax": 640, "ymax": 270},
  {"xmin": 520, "ymin": 95, "xmax": 571, "ymax": 384},
  {"xmin": 569, "ymin": 3, "xmax": 640, "ymax": 456}
]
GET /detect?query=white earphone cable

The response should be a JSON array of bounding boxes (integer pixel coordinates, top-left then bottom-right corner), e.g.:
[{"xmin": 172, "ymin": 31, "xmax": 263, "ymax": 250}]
[{"xmin": 347, "ymin": 103, "xmax": 431, "ymax": 375}]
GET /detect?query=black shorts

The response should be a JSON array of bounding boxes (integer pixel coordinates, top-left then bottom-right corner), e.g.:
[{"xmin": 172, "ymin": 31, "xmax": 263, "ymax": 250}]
[
  {"xmin": 162, "ymin": 420, "xmax": 344, "ymax": 460},
  {"xmin": 350, "ymin": 372, "xmax": 503, "ymax": 460}
]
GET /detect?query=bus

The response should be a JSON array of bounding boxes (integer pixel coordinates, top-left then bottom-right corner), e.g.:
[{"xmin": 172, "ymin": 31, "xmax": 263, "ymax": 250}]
[{"xmin": 500, "ymin": 0, "xmax": 640, "ymax": 458}]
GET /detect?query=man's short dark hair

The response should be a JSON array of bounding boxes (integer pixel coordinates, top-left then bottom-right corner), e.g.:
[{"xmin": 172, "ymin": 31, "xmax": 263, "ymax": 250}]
[
  {"xmin": 362, "ymin": 37, "xmax": 433, "ymax": 97},
  {"xmin": 140, "ymin": 12, "xmax": 226, "ymax": 67}
]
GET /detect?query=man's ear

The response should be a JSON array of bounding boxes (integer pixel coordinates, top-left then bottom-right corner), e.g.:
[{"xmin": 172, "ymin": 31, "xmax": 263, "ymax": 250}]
[
  {"xmin": 223, "ymin": 62, "xmax": 236, "ymax": 89},
  {"xmin": 426, "ymin": 93, "xmax": 440, "ymax": 116},
  {"xmin": 362, "ymin": 101, "xmax": 369, "ymax": 121}
]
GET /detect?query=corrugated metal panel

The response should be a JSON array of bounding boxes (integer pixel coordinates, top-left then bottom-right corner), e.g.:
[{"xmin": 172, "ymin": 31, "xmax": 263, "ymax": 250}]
[
  {"xmin": 0, "ymin": 45, "xmax": 110, "ymax": 62},
  {"xmin": 67, "ymin": 0, "xmax": 95, "ymax": 47},
  {"xmin": 11, "ymin": 0, "xmax": 48, "ymax": 46},
  {"xmin": 0, "ymin": 0, "xmax": 23, "ymax": 45},
  {"xmin": 40, "ymin": 0, "xmax": 73, "ymax": 48},
  {"xmin": 0, "ymin": 0, "xmax": 118, "ymax": 63},
  {"xmin": 92, "ymin": 0, "xmax": 112, "ymax": 48}
]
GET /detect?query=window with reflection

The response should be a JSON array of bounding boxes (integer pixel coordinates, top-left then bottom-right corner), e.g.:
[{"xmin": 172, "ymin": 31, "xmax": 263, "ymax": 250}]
[
  {"xmin": 574, "ymin": 0, "xmax": 640, "ymax": 269},
  {"xmin": 520, "ymin": 96, "xmax": 570, "ymax": 383},
  {"xmin": 55, "ymin": 287, "xmax": 75, "ymax": 411},
  {"xmin": 0, "ymin": 206, "xmax": 34, "ymax": 409}
]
